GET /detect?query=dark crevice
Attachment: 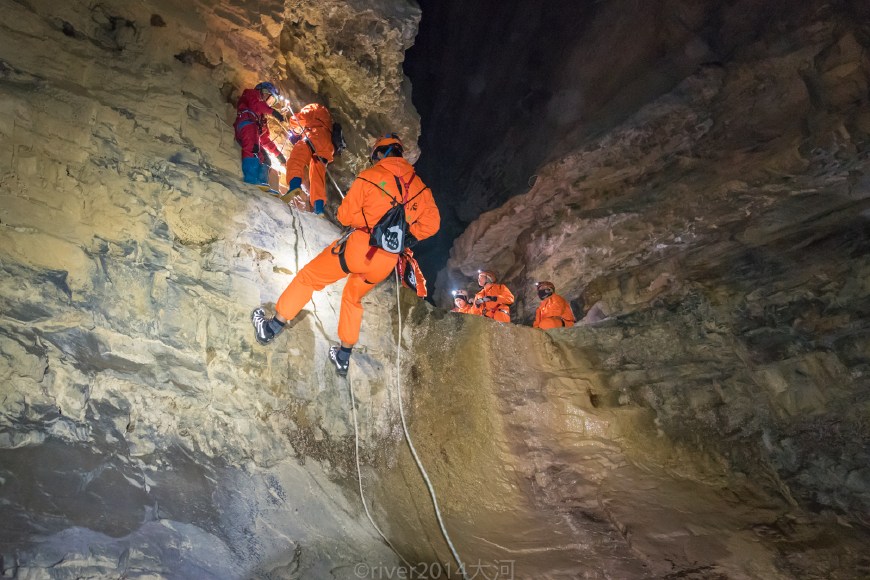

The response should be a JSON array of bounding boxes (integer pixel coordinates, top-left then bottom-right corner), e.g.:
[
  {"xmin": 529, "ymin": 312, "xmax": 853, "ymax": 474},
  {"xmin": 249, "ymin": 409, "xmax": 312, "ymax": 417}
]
[{"xmin": 174, "ymin": 49, "xmax": 217, "ymax": 69}]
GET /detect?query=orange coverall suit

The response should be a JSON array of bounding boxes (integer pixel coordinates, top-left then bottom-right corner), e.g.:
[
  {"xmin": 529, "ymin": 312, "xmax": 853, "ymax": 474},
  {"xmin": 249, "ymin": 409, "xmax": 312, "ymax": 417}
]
[
  {"xmin": 452, "ymin": 302, "xmax": 475, "ymax": 314},
  {"xmin": 275, "ymin": 156, "xmax": 440, "ymax": 345},
  {"xmin": 472, "ymin": 283, "xmax": 514, "ymax": 322},
  {"xmin": 285, "ymin": 103, "xmax": 335, "ymax": 206},
  {"xmin": 533, "ymin": 294, "xmax": 576, "ymax": 329}
]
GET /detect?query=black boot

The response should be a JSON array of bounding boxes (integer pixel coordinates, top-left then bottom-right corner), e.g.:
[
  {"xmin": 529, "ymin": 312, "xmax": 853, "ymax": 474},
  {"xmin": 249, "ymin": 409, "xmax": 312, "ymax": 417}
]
[
  {"xmin": 251, "ymin": 308, "xmax": 285, "ymax": 345},
  {"xmin": 328, "ymin": 345, "xmax": 351, "ymax": 377}
]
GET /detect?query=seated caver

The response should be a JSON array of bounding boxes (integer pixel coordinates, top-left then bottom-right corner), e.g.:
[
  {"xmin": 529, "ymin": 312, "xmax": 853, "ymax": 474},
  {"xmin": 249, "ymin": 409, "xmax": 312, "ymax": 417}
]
[
  {"xmin": 532, "ymin": 281, "xmax": 575, "ymax": 329},
  {"xmin": 471, "ymin": 270, "xmax": 514, "ymax": 323}
]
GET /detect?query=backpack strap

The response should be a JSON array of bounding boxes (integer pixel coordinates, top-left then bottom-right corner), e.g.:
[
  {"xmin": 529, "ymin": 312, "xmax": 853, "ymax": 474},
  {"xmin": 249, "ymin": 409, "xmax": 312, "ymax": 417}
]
[
  {"xmin": 358, "ymin": 176, "xmax": 399, "ymax": 204},
  {"xmin": 358, "ymin": 171, "xmax": 420, "ymax": 231},
  {"xmin": 357, "ymin": 176, "xmax": 392, "ymax": 230},
  {"xmin": 359, "ymin": 171, "xmax": 418, "ymax": 204},
  {"xmin": 396, "ymin": 172, "xmax": 416, "ymax": 203},
  {"xmin": 405, "ymin": 184, "xmax": 430, "ymax": 204},
  {"xmin": 394, "ymin": 176, "xmax": 406, "ymax": 203}
]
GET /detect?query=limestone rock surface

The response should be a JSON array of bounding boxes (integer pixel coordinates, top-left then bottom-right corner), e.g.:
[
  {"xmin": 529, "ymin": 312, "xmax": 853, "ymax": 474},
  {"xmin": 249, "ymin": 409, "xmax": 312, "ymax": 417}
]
[
  {"xmin": 432, "ymin": 3, "xmax": 870, "ymax": 576},
  {"xmin": 0, "ymin": 0, "xmax": 418, "ymax": 577},
  {"xmin": 3, "ymin": 0, "xmax": 870, "ymax": 578}
]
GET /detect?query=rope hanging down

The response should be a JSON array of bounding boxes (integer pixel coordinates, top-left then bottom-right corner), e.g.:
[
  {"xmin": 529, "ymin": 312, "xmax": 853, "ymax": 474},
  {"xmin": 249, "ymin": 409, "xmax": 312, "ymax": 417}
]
[
  {"xmin": 393, "ymin": 271, "xmax": 468, "ymax": 579},
  {"xmin": 347, "ymin": 375, "xmax": 411, "ymax": 567}
]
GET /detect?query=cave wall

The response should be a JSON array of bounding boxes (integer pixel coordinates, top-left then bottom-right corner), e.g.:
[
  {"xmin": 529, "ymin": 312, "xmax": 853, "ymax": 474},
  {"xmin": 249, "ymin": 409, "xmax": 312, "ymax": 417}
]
[
  {"xmin": 372, "ymin": 300, "xmax": 870, "ymax": 578},
  {"xmin": 3, "ymin": 0, "xmax": 870, "ymax": 578},
  {"xmin": 409, "ymin": 0, "xmax": 821, "ymax": 276},
  {"xmin": 0, "ymin": 0, "xmax": 420, "ymax": 576},
  {"xmin": 440, "ymin": 1, "xmax": 870, "ymax": 319},
  {"xmin": 428, "ymin": 1, "xmax": 870, "ymax": 574}
]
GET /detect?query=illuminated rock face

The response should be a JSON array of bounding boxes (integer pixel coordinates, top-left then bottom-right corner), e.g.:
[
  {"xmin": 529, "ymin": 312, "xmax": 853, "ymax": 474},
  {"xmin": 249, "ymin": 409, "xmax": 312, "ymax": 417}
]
[
  {"xmin": 2, "ymin": 1, "xmax": 870, "ymax": 579},
  {"xmin": 0, "ymin": 0, "xmax": 417, "ymax": 577},
  {"xmin": 426, "ymin": 1, "xmax": 870, "ymax": 576}
]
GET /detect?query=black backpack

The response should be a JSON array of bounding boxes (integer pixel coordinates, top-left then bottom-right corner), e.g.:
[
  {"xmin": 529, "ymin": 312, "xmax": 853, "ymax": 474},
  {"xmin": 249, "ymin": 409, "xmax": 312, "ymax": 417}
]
[
  {"xmin": 363, "ymin": 173, "xmax": 427, "ymax": 254},
  {"xmin": 331, "ymin": 122, "xmax": 347, "ymax": 156}
]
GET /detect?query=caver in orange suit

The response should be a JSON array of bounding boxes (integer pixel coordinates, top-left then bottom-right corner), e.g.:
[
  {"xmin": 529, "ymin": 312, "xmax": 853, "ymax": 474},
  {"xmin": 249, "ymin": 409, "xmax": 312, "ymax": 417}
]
[
  {"xmin": 285, "ymin": 103, "xmax": 334, "ymax": 208},
  {"xmin": 534, "ymin": 294, "xmax": 576, "ymax": 329},
  {"xmin": 472, "ymin": 271, "xmax": 514, "ymax": 323},
  {"xmin": 451, "ymin": 291, "xmax": 475, "ymax": 314},
  {"xmin": 274, "ymin": 155, "xmax": 440, "ymax": 345}
]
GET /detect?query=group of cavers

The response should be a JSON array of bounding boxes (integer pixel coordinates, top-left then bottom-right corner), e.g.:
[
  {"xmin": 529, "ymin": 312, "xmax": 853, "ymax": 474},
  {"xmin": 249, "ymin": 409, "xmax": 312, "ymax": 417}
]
[
  {"xmin": 236, "ymin": 81, "xmax": 573, "ymax": 377},
  {"xmin": 451, "ymin": 272, "xmax": 576, "ymax": 329},
  {"xmin": 233, "ymin": 81, "xmax": 340, "ymax": 214}
]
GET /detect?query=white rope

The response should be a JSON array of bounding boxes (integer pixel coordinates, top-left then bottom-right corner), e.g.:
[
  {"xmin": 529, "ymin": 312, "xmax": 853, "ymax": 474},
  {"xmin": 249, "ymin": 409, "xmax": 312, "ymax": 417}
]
[
  {"xmin": 347, "ymin": 376, "xmax": 411, "ymax": 567},
  {"xmin": 393, "ymin": 271, "xmax": 468, "ymax": 579},
  {"xmin": 327, "ymin": 167, "xmax": 346, "ymax": 199}
]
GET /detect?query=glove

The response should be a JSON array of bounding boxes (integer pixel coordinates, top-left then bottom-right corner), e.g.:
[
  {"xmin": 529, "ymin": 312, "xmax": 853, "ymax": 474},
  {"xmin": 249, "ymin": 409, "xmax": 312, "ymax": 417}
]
[
  {"xmin": 474, "ymin": 298, "xmax": 484, "ymax": 307},
  {"xmin": 272, "ymin": 110, "xmax": 285, "ymax": 123},
  {"xmin": 314, "ymin": 200, "xmax": 324, "ymax": 215},
  {"xmin": 277, "ymin": 153, "xmax": 287, "ymax": 165},
  {"xmin": 251, "ymin": 143, "xmax": 259, "ymax": 156},
  {"xmin": 486, "ymin": 296, "xmax": 498, "ymax": 302},
  {"xmin": 262, "ymin": 154, "xmax": 271, "ymax": 167}
]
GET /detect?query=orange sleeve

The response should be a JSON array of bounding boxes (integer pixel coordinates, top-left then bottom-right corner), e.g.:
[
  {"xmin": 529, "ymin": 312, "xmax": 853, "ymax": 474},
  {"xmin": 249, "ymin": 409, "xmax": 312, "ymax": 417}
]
[
  {"xmin": 337, "ymin": 178, "xmax": 368, "ymax": 228},
  {"xmin": 495, "ymin": 284, "xmax": 514, "ymax": 306},
  {"xmin": 285, "ymin": 114, "xmax": 302, "ymax": 132},
  {"xmin": 299, "ymin": 103, "xmax": 332, "ymax": 129},
  {"xmin": 295, "ymin": 106, "xmax": 312, "ymax": 129},
  {"xmin": 557, "ymin": 296, "xmax": 576, "ymax": 322},
  {"xmin": 538, "ymin": 297, "xmax": 554, "ymax": 319},
  {"xmin": 408, "ymin": 187, "xmax": 440, "ymax": 242}
]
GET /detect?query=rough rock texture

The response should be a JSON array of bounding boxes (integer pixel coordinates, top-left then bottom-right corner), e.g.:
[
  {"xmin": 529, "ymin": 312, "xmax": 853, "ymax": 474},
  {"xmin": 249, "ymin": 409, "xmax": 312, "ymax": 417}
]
[
  {"xmin": 4, "ymin": 0, "xmax": 870, "ymax": 578},
  {"xmin": 282, "ymin": 0, "xmax": 423, "ymax": 166},
  {"xmin": 433, "ymin": 2, "xmax": 870, "ymax": 575},
  {"xmin": 0, "ymin": 0, "xmax": 419, "ymax": 577},
  {"xmin": 375, "ymin": 304, "xmax": 870, "ymax": 578},
  {"xmin": 409, "ymin": 0, "xmax": 821, "ymax": 276}
]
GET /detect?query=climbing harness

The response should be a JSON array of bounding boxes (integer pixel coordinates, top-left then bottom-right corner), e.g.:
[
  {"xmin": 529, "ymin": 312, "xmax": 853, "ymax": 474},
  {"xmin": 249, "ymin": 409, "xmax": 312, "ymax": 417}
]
[
  {"xmin": 392, "ymin": 270, "xmax": 468, "ymax": 578},
  {"xmin": 330, "ymin": 228, "xmax": 355, "ymax": 274}
]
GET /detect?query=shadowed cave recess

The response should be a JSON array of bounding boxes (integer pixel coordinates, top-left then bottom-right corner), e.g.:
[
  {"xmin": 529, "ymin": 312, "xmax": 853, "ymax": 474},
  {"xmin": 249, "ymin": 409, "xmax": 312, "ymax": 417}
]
[{"xmin": 2, "ymin": 0, "xmax": 870, "ymax": 578}]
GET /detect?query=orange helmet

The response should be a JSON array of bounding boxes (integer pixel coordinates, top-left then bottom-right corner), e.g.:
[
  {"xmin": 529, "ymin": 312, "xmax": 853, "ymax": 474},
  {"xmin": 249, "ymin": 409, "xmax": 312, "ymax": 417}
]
[
  {"xmin": 477, "ymin": 270, "xmax": 496, "ymax": 285},
  {"xmin": 536, "ymin": 280, "xmax": 555, "ymax": 298},
  {"xmin": 371, "ymin": 133, "xmax": 404, "ymax": 162}
]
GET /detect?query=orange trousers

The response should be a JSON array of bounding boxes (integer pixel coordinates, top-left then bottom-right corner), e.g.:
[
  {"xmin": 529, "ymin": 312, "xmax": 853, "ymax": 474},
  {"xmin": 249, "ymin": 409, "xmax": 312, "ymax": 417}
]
[
  {"xmin": 286, "ymin": 139, "xmax": 328, "ymax": 205},
  {"xmin": 537, "ymin": 317, "xmax": 574, "ymax": 329},
  {"xmin": 275, "ymin": 230, "xmax": 398, "ymax": 345},
  {"xmin": 487, "ymin": 309, "xmax": 511, "ymax": 323}
]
